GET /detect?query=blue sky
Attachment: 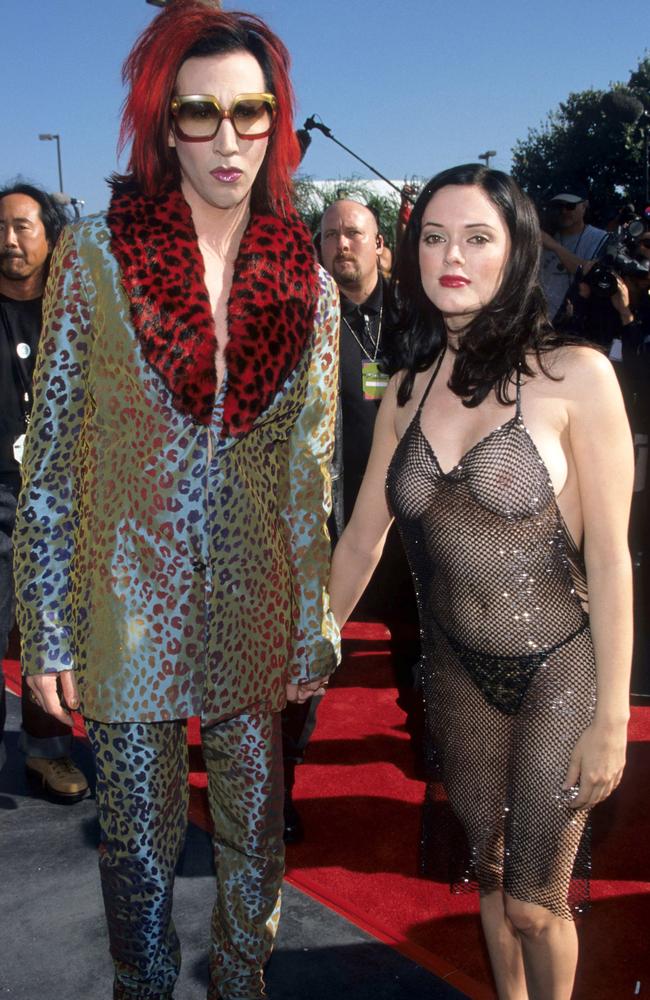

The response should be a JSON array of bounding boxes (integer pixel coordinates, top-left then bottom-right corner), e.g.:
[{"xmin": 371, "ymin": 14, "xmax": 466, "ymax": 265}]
[{"xmin": 3, "ymin": 0, "xmax": 647, "ymax": 214}]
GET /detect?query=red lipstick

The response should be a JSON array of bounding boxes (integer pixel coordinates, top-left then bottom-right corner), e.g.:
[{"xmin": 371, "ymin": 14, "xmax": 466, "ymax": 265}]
[{"xmin": 440, "ymin": 275, "xmax": 470, "ymax": 287}]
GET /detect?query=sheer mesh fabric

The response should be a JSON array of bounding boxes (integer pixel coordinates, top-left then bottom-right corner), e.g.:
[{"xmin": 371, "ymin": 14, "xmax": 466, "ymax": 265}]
[{"xmin": 387, "ymin": 357, "xmax": 596, "ymax": 919}]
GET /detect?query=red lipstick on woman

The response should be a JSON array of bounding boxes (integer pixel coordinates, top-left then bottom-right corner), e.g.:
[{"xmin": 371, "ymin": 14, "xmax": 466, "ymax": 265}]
[{"xmin": 440, "ymin": 275, "xmax": 470, "ymax": 287}]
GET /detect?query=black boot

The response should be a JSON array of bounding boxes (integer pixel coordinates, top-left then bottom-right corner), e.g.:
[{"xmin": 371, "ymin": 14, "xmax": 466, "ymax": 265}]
[{"xmin": 283, "ymin": 760, "xmax": 304, "ymax": 845}]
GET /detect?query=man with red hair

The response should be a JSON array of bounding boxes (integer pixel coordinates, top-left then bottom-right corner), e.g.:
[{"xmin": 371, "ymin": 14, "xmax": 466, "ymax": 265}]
[{"xmin": 13, "ymin": 4, "xmax": 339, "ymax": 998}]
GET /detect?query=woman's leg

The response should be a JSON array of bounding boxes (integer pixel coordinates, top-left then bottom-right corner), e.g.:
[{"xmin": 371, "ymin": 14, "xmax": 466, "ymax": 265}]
[
  {"xmin": 86, "ymin": 719, "xmax": 189, "ymax": 1000},
  {"xmin": 480, "ymin": 890, "xmax": 528, "ymax": 1000},
  {"xmin": 425, "ymin": 649, "xmax": 527, "ymax": 996},
  {"xmin": 505, "ymin": 896, "xmax": 578, "ymax": 1000},
  {"xmin": 482, "ymin": 889, "xmax": 578, "ymax": 1000},
  {"xmin": 500, "ymin": 636, "xmax": 595, "ymax": 999}
]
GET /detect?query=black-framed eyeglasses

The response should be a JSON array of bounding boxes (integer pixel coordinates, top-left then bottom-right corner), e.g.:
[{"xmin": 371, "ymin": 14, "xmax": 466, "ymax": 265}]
[
  {"xmin": 170, "ymin": 93, "xmax": 277, "ymax": 142},
  {"xmin": 555, "ymin": 202, "xmax": 580, "ymax": 212}
]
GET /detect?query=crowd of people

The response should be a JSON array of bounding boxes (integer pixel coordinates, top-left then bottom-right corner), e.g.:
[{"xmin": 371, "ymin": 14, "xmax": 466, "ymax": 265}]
[
  {"xmin": 0, "ymin": 2, "xmax": 645, "ymax": 999},
  {"xmin": 539, "ymin": 187, "xmax": 650, "ymax": 621}
]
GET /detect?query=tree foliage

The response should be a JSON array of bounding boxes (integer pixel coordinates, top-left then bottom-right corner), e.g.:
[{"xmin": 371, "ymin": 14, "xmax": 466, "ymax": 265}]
[
  {"xmin": 511, "ymin": 55, "xmax": 650, "ymax": 219},
  {"xmin": 293, "ymin": 176, "xmax": 405, "ymax": 249}
]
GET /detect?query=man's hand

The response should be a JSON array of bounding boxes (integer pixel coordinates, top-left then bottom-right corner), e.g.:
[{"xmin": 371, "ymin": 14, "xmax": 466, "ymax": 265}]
[
  {"xmin": 26, "ymin": 671, "xmax": 80, "ymax": 726},
  {"xmin": 611, "ymin": 275, "xmax": 634, "ymax": 323},
  {"xmin": 286, "ymin": 677, "xmax": 330, "ymax": 704},
  {"xmin": 575, "ymin": 261, "xmax": 595, "ymax": 300}
]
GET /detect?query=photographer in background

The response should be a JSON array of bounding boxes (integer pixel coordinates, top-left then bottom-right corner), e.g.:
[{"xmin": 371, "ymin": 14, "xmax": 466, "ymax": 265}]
[
  {"xmin": 560, "ymin": 212, "xmax": 650, "ymax": 686},
  {"xmin": 540, "ymin": 187, "xmax": 608, "ymax": 322},
  {"xmin": 556, "ymin": 208, "xmax": 649, "ymax": 388}
]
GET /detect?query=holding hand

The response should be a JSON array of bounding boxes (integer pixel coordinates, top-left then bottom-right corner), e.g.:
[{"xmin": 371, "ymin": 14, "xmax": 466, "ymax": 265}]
[
  {"xmin": 286, "ymin": 676, "xmax": 330, "ymax": 704},
  {"xmin": 26, "ymin": 670, "xmax": 80, "ymax": 726}
]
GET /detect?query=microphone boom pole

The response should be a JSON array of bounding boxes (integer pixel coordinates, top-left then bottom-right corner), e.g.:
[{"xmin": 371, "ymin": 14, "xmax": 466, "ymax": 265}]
[{"xmin": 303, "ymin": 116, "xmax": 414, "ymax": 202}]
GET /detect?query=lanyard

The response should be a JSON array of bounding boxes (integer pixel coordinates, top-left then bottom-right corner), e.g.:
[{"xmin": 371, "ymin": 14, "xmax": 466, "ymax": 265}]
[{"xmin": 342, "ymin": 306, "xmax": 384, "ymax": 362}]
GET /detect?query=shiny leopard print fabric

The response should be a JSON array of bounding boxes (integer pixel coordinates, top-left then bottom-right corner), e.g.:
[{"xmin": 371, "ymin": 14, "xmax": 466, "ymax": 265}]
[
  {"xmin": 87, "ymin": 708, "xmax": 283, "ymax": 999},
  {"xmin": 14, "ymin": 215, "xmax": 340, "ymax": 724}
]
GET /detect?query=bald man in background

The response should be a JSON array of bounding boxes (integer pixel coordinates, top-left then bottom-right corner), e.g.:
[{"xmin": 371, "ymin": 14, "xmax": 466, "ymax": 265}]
[{"xmin": 281, "ymin": 199, "xmax": 419, "ymax": 842}]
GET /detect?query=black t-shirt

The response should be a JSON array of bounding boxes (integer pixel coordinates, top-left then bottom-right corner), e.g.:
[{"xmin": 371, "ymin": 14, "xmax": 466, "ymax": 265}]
[
  {"xmin": 0, "ymin": 292, "xmax": 42, "ymax": 476},
  {"xmin": 339, "ymin": 277, "xmax": 392, "ymax": 520}
]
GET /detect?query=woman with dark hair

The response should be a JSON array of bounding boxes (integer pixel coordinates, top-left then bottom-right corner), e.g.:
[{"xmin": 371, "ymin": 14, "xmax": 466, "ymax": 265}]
[
  {"xmin": 14, "ymin": 3, "xmax": 339, "ymax": 998},
  {"xmin": 329, "ymin": 164, "xmax": 633, "ymax": 998}
]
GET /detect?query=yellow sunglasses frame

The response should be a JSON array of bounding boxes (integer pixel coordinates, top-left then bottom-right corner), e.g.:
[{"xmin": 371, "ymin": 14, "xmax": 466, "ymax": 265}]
[{"xmin": 170, "ymin": 93, "xmax": 277, "ymax": 142}]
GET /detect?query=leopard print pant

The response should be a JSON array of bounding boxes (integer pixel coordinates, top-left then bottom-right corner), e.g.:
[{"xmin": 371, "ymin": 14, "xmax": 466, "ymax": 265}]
[{"xmin": 86, "ymin": 709, "xmax": 283, "ymax": 1000}]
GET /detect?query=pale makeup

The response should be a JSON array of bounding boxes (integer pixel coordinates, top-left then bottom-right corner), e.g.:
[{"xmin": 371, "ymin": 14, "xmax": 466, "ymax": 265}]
[{"xmin": 169, "ymin": 50, "xmax": 269, "ymax": 214}]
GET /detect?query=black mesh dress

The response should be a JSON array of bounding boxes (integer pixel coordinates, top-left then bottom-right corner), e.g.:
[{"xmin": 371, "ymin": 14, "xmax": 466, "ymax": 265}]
[{"xmin": 387, "ymin": 351, "xmax": 597, "ymax": 919}]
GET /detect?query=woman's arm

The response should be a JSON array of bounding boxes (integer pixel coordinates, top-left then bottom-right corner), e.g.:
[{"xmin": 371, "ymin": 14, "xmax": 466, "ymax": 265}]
[
  {"xmin": 562, "ymin": 347, "xmax": 634, "ymax": 808},
  {"xmin": 329, "ymin": 376, "xmax": 400, "ymax": 628}
]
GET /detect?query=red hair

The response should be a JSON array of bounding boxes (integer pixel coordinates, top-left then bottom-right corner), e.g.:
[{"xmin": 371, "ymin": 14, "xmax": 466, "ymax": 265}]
[{"xmin": 118, "ymin": 2, "xmax": 300, "ymax": 214}]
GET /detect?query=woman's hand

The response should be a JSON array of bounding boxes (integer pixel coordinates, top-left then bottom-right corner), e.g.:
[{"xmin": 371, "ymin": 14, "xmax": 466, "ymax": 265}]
[
  {"xmin": 285, "ymin": 677, "xmax": 329, "ymax": 704},
  {"xmin": 563, "ymin": 719, "xmax": 628, "ymax": 808},
  {"xmin": 26, "ymin": 670, "xmax": 80, "ymax": 726}
]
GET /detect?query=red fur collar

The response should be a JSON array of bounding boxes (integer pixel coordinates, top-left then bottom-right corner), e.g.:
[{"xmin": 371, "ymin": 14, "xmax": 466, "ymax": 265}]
[{"xmin": 107, "ymin": 182, "xmax": 318, "ymax": 435}]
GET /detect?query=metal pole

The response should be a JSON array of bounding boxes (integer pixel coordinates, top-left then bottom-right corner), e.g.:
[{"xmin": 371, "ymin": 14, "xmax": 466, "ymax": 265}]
[
  {"xmin": 478, "ymin": 150, "xmax": 497, "ymax": 169},
  {"xmin": 325, "ymin": 134, "xmax": 403, "ymax": 196},
  {"xmin": 38, "ymin": 133, "xmax": 64, "ymax": 193},
  {"xmin": 302, "ymin": 117, "xmax": 413, "ymax": 200},
  {"xmin": 54, "ymin": 135, "xmax": 64, "ymax": 193}
]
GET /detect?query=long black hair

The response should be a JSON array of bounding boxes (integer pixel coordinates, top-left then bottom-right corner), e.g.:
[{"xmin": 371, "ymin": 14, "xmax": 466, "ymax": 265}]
[{"xmin": 390, "ymin": 164, "xmax": 565, "ymax": 407}]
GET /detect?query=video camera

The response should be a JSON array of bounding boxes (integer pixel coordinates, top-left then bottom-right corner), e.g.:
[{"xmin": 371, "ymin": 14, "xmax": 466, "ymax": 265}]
[{"xmin": 582, "ymin": 214, "xmax": 649, "ymax": 298}]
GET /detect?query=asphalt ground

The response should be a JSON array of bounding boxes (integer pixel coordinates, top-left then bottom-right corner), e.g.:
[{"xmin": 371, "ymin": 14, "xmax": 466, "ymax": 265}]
[{"xmin": 0, "ymin": 689, "xmax": 467, "ymax": 1000}]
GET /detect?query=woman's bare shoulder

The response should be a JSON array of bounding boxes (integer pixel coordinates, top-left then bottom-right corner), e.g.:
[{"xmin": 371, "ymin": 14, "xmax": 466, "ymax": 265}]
[{"xmin": 529, "ymin": 344, "xmax": 619, "ymax": 405}]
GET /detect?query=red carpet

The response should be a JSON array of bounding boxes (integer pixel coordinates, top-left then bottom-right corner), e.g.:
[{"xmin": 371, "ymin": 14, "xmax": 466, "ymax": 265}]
[{"xmin": 5, "ymin": 640, "xmax": 649, "ymax": 999}]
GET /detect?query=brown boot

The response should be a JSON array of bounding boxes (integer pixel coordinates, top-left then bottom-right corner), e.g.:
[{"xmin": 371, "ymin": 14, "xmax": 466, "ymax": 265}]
[{"xmin": 25, "ymin": 756, "xmax": 88, "ymax": 802}]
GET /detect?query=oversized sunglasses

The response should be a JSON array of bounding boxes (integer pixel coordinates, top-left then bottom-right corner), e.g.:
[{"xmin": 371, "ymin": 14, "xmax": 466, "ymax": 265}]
[
  {"xmin": 555, "ymin": 202, "xmax": 580, "ymax": 211},
  {"xmin": 170, "ymin": 93, "xmax": 277, "ymax": 142}
]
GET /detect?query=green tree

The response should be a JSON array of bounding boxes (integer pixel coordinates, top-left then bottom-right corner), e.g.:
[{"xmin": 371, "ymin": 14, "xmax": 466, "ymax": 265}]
[
  {"xmin": 511, "ymin": 55, "xmax": 650, "ymax": 218},
  {"xmin": 293, "ymin": 176, "xmax": 406, "ymax": 250}
]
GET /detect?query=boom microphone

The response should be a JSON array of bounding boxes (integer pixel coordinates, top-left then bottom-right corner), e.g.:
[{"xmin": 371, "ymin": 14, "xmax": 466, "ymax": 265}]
[
  {"xmin": 303, "ymin": 116, "xmax": 333, "ymax": 137},
  {"xmin": 300, "ymin": 114, "xmax": 415, "ymax": 201}
]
